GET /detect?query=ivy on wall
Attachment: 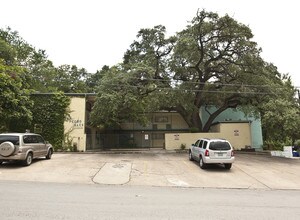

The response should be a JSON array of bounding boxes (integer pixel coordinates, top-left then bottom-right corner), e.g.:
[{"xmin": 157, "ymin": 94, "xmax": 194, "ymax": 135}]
[{"xmin": 30, "ymin": 93, "xmax": 70, "ymax": 150}]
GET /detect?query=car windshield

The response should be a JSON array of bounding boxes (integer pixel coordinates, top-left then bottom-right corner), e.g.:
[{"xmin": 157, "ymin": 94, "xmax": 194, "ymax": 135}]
[
  {"xmin": 0, "ymin": 135, "xmax": 19, "ymax": 145},
  {"xmin": 209, "ymin": 141, "xmax": 231, "ymax": 150}
]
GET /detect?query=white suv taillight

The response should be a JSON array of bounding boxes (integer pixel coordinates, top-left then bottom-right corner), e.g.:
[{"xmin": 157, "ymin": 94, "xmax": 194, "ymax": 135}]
[
  {"xmin": 205, "ymin": 149, "xmax": 209, "ymax": 156},
  {"xmin": 231, "ymin": 150, "xmax": 234, "ymax": 157}
]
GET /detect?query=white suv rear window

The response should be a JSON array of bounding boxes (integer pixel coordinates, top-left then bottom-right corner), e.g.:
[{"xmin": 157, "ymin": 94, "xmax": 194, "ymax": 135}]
[
  {"xmin": 209, "ymin": 141, "xmax": 231, "ymax": 150},
  {"xmin": 0, "ymin": 135, "xmax": 19, "ymax": 145}
]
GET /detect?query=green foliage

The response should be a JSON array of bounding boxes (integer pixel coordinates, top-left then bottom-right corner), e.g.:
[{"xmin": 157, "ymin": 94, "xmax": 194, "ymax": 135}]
[
  {"xmin": 259, "ymin": 78, "xmax": 300, "ymax": 144},
  {"xmin": 30, "ymin": 93, "xmax": 70, "ymax": 150},
  {"xmin": 263, "ymin": 140, "xmax": 285, "ymax": 151},
  {"xmin": 54, "ymin": 64, "xmax": 90, "ymax": 93},
  {"xmin": 91, "ymin": 64, "xmax": 159, "ymax": 128},
  {"xmin": 123, "ymin": 25, "xmax": 175, "ymax": 79},
  {"xmin": 294, "ymin": 140, "xmax": 300, "ymax": 147},
  {"xmin": 0, "ymin": 59, "xmax": 33, "ymax": 131},
  {"xmin": 180, "ymin": 143, "xmax": 186, "ymax": 150},
  {"xmin": 63, "ymin": 128, "xmax": 75, "ymax": 151},
  {"xmin": 85, "ymin": 65, "xmax": 109, "ymax": 92},
  {"xmin": 0, "ymin": 38, "xmax": 16, "ymax": 65},
  {"xmin": 189, "ymin": 127, "xmax": 200, "ymax": 133},
  {"xmin": 169, "ymin": 10, "xmax": 281, "ymax": 131},
  {"xmin": 1, "ymin": 27, "xmax": 91, "ymax": 93},
  {"xmin": 112, "ymin": 9, "xmax": 284, "ymax": 133},
  {"xmin": 90, "ymin": 9, "xmax": 290, "ymax": 135}
]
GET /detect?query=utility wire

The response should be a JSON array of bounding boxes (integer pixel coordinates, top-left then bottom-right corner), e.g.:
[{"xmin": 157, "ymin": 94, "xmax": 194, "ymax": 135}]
[
  {"xmin": 101, "ymin": 83, "xmax": 284, "ymax": 95},
  {"xmin": 111, "ymin": 75, "xmax": 287, "ymax": 88}
]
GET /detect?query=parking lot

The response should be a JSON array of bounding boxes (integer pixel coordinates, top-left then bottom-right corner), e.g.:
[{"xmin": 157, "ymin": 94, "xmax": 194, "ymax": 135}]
[{"xmin": 0, "ymin": 151, "xmax": 300, "ymax": 189}]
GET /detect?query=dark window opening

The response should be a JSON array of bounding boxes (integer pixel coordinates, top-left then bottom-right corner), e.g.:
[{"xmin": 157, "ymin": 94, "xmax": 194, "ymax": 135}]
[
  {"xmin": 0, "ymin": 136, "xmax": 19, "ymax": 145},
  {"xmin": 209, "ymin": 141, "xmax": 231, "ymax": 150}
]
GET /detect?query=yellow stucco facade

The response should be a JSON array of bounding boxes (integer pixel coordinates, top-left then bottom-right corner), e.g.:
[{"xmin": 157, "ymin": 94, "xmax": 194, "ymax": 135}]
[
  {"xmin": 64, "ymin": 97, "xmax": 86, "ymax": 151},
  {"xmin": 64, "ymin": 96, "xmax": 253, "ymax": 151},
  {"xmin": 165, "ymin": 122, "xmax": 251, "ymax": 150}
]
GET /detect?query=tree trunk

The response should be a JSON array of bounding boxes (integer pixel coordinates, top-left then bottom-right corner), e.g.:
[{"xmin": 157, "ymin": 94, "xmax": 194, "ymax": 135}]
[
  {"xmin": 175, "ymin": 105, "xmax": 203, "ymax": 131},
  {"xmin": 191, "ymin": 110, "xmax": 203, "ymax": 131},
  {"xmin": 202, "ymin": 106, "xmax": 227, "ymax": 132}
]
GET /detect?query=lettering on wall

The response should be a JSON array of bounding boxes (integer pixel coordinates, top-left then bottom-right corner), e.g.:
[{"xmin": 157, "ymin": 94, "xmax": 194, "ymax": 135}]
[{"xmin": 70, "ymin": 119, "xmax": 84, "ymax": 129}]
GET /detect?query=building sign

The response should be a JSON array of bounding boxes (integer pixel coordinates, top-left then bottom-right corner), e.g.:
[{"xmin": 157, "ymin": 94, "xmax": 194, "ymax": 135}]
[
  {"xmin": 174, "ymin": 134, "xmax": 180, "ymax": 140},
  {"xmin": 71, "ymin": 119, "xmax": 84, "ymax": 129},
  {"xmin": 234, "ymin": 129, "xmax": 239, "ymax": 136}
]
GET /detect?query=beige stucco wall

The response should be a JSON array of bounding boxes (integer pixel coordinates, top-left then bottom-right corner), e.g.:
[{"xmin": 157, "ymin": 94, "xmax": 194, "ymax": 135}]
[
  {"xmin": 64, "ymin": 97, "xmax": 86, "ymax": 151},
  {"xmin": 165, "ymin": 122, "xmax": 251, "ymax": 150},
  {"xmin": 219, "ymin": 122, "xmax": 251, "ymax": 150},
  {"xmin": 210, "ymin": 123, "xmax": 221, "ymax": 132}
]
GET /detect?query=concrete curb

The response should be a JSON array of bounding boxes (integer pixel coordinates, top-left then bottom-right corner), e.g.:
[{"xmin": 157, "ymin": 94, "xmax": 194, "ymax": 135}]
[{"xmin": 55, "ymin": 149, "xmax": 273, "ymax": 155}]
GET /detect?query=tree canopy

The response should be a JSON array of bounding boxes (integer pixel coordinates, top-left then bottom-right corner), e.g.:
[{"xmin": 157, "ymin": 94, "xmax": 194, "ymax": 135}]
[
  {"xmin": 0, "ymin": 36, "xmax": 33, "ymax": 131},
  {"xmin": 0, "ymin": 28, "xmax": 79, "ymax": 133},
  {"xmin": 91, "ymin": 9, "xmax": 290, "ymax": 134}
]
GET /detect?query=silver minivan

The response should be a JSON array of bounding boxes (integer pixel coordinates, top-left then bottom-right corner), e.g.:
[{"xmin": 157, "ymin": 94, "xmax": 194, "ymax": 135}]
[
  {"xmin": 189, "ymin": 138, "xmax": 235, "ymax": 169},
  {"xmin": 0, "ymin": 133, "xmax": 53, "ymax": 166}
]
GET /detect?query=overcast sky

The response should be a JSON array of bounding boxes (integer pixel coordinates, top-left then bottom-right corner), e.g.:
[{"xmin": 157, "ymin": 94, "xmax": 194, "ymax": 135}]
[{"xmin": 1, "ymin": 0, "xmax": 299, "ymax": 87}]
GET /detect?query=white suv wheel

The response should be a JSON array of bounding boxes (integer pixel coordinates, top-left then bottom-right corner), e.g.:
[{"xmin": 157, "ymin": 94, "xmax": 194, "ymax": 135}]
[
  {"xmin": 199, "ymin": 157, "xmax": 206, "ymax": 169},
  {"xmin": 189, "ymin": 151, "xmax": 193, "ymax": 161}
]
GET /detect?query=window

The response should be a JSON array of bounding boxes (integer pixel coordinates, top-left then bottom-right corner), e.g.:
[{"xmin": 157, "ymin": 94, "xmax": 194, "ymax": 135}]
[
  {"xmin": 23, "ymin": 135, "xmax": 43, "ymax": 144},
  {"xmin": 203, "ymin": 141, "xmax": 208, "ymax": 149},
  {"xmin": 152, "ymin": 133, "xmax": 164, "ymax": 140},
  {"xmin": 195, "ymin": 140, "xmax": 200, "ymax": 147},
  {"xmin": 199, "ymin": 140, "xmax": 204, "ymax": 148},
  {"xmin": 36, "ymin": 135, "xmax": 45, "ymax": 144},
  {"xmin": 209, "ymin": 141, "xmax": 231, "ymax": 150},
  {"xmin": 23, "ymin": 135, "xmax": 35, "ymax": 144},
  {"xmin": 0, "ymin": 135, "xmax": 19, "ymax": 145},
  {"xmin": 154, "ymin": 116, "xmax": 168, "ymax": 123}
]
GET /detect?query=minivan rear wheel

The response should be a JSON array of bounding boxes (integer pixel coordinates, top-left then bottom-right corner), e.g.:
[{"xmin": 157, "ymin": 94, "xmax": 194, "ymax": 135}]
[
  {"xmin": 199, "ymin": 157, "xmax": 206, "ymax": 169},
  {"xmin": 224, "ymin": 163, "xmax": 232, "ymax": 169}
]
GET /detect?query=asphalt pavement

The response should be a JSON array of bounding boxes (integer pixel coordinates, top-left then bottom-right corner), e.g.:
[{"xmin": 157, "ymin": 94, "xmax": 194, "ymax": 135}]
[
  {"xmin": 0, "ymin": 151, "xmax": 300, "ymax": 190},
  {"xmin": 1, "ymin": 181, "xmax": 300, "ymax": 220}
]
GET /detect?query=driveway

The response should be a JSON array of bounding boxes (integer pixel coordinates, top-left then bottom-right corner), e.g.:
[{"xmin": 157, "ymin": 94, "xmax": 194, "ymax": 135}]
[{"xmin": 0, "ymin": 152, "xmax": 300, "ymax": 189}]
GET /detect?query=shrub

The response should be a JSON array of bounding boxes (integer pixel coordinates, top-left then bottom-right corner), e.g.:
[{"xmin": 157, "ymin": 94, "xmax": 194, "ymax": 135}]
[
  {"xmin": 30, "ymin": 93, "xmax": 70, "ymax": 151},
  {"xmin": 294, "ymin": 140, "xmax": 300, "ymax": 147},
  {"xmin": 189, "ymin": 127, "xmax": 199, "ymax": 133},
  {"xmin": 180, "ymin": 143, "xmax": 186, "ymax": 150},
  {"xmin": 264, "ymin": 140, "xmax": 284, "ymax": 151}
]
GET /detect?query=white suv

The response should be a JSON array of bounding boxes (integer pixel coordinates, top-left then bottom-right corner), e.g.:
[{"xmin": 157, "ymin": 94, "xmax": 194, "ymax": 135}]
[
  {"xmin": 189, "ymin": 138, "xmax": 235, "ymax": 169},
  {"xmin": 0, "ymin": 133, "xmax": 53, "ymax": 166}
]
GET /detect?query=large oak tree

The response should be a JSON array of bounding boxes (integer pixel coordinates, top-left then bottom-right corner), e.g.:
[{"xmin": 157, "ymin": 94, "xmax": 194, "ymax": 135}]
[{"xmin": 92, "ymin": 10, "xmax": 283, "ymax": 132}]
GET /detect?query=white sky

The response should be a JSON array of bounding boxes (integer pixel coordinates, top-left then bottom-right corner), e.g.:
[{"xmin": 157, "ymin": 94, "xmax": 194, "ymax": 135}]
[{"xmin": 1, "ymin": 0, "xmax": 299, "ymax": 87}]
